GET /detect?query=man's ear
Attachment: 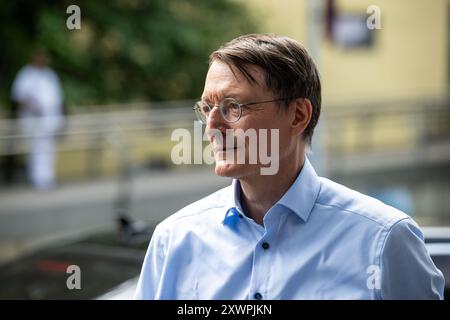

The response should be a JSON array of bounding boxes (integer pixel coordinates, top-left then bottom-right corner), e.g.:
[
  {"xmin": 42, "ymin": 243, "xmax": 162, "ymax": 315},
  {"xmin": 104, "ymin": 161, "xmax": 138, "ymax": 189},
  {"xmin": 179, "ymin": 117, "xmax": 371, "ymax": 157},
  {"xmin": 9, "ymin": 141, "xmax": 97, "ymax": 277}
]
[{"xmin": 290, "ymin": 98, "xmax": 312, "ymax": 137}]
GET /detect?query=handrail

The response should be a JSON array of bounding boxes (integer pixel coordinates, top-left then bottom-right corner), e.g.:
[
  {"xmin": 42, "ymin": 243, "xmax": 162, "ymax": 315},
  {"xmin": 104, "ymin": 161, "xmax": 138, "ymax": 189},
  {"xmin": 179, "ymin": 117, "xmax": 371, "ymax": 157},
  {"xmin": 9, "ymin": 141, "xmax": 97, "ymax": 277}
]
[{"xmin": 0, "ymin": 96, "xmax": 448, "ymax": 158}]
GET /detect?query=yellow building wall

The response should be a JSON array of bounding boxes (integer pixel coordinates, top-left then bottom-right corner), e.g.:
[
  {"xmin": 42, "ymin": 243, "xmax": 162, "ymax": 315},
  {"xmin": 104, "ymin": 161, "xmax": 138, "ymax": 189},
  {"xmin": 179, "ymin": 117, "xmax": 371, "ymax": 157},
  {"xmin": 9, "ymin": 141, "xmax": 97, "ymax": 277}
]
[{"xmin": 240, "ymin": 0, "xmax": 449, "ymax": 103}]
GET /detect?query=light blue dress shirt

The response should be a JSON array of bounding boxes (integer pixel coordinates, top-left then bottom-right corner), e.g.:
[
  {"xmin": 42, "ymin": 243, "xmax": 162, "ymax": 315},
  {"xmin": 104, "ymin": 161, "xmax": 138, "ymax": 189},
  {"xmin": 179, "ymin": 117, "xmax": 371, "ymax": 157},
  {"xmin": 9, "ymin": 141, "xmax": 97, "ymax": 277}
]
[{"xmin": 135, "ymin": 158, "xmax": 444, "ymax": 299}]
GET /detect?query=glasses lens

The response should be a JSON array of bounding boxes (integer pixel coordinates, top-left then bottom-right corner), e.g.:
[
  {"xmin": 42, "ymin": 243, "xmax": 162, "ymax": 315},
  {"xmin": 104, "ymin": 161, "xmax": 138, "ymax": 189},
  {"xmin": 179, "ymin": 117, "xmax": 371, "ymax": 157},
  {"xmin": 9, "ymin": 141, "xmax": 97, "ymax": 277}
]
[
  {"xmin": 194, "ymin": 101, "xmax": 209, "ymax": 124},
  {"xmin": 221, "ymin": 99, "xmax": 241, "ymax": 122}
]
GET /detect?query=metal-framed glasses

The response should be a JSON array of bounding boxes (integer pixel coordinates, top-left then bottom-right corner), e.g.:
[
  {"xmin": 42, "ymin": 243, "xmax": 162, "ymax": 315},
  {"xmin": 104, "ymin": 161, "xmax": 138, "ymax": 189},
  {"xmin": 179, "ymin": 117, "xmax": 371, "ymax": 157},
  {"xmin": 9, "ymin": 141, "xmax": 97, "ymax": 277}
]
[{"xmin": 193, "ymin": 97, "xmax": 290, "ymax": 124}]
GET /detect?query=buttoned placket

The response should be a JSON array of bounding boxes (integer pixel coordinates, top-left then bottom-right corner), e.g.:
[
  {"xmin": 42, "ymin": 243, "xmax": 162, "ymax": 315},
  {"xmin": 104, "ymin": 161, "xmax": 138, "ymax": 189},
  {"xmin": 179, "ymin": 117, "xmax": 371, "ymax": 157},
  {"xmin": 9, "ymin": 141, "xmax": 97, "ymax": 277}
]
[{"xmin": 246, "ymin": 206, "xmax": 286, "ymax": 300}]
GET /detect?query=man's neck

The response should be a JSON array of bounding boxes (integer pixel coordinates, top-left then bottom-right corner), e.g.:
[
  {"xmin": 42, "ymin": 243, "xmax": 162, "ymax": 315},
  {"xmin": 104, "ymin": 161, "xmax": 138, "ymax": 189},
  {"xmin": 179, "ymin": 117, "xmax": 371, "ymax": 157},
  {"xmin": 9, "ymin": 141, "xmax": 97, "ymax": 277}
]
[{"xmin": 239, "ymin": 152, "xmax": 305, "ymax": 225}]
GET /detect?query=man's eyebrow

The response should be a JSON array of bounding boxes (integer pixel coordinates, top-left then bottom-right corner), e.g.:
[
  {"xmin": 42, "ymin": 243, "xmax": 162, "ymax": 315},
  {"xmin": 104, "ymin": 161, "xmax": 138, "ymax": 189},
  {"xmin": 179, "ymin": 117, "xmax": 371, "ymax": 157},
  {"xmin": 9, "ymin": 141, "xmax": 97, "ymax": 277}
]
[{"xmin": 201, "ymin": 93, "xmax": 241, "ymax": 102}]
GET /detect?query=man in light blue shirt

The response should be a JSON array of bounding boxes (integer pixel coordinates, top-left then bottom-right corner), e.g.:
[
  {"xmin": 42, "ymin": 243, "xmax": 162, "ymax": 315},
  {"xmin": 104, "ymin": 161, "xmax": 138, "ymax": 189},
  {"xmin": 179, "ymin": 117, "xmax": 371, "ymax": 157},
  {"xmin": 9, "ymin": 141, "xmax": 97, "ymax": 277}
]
[{"xmin": 135, "ymin": 34, "xmax": 444, "ymax": 300}]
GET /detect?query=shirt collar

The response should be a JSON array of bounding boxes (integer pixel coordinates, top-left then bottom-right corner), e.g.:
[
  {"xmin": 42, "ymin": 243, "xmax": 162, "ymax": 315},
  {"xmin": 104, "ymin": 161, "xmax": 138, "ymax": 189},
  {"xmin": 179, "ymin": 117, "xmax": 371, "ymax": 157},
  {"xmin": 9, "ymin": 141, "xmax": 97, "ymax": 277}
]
[
  {"xmin": 222, "ymin": 180, "xmax": 244, "ymax": 227},
  {"xmin": 222, "ymin": 156, "xmax": 321, "ymax": 224}
]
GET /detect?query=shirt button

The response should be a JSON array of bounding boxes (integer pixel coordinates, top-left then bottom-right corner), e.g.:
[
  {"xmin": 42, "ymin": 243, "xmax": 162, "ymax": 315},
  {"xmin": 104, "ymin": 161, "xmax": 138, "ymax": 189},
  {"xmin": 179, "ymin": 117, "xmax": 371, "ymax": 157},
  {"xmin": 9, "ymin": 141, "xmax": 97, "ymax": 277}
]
[
  {"xmin": 262, "ymin": 242, "xmax": 270, "ymax": 250},
  {"xmin": 254, "ymin": 292, "xmax": 263, "ymax": 300}
]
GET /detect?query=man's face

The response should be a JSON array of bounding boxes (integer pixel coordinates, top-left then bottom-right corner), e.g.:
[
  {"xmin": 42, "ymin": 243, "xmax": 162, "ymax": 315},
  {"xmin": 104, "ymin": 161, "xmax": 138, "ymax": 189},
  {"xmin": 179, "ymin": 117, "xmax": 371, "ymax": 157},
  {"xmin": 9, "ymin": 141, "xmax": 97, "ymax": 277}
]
[
  {"xmin": 202, "ymin": 61, "xmax": 294, "ymax": 178},
  {"xmin": 32, "ymin": 51, "xmax": 49, "ymax": 68}
]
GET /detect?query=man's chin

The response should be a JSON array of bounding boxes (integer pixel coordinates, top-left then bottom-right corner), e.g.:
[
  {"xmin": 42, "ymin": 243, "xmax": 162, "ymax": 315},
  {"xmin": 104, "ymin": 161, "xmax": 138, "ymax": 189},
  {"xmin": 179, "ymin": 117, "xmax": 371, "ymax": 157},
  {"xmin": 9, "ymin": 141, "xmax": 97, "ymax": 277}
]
[
  {"xmin": 214, "ymin": 161, "xmax": 244, "ymax": 178},
  {"xmin": 214, "ymin": 161, "xmax": 260, "ymax": 179}
]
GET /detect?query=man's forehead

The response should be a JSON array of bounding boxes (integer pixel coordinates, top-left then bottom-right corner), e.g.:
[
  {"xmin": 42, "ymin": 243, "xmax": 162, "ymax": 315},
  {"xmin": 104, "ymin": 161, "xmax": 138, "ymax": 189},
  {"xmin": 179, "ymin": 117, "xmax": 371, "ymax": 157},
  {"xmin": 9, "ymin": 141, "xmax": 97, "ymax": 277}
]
[{"xmin": 202, "ymin": 61, "xmax": 265, "ymax": 98}]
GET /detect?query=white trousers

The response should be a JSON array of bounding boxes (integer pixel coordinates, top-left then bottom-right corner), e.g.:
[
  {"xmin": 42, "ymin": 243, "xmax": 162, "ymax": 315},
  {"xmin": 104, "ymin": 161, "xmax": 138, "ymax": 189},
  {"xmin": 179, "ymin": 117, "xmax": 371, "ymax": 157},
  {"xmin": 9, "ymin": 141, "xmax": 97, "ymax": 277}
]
[
  {"xmin": 20, "ymin": 113, "xmax": 62, "ymax": 190},
  {"xmin": 27, "ymin": 134, "xmax": 56, "ymax": 190}
]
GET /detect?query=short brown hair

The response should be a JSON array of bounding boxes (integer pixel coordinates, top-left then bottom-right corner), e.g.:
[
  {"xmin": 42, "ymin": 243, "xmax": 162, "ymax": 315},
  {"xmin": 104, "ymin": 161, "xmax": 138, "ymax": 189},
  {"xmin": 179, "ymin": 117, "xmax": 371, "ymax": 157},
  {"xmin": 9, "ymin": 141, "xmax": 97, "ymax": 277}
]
[{"xmin": 210, "ymin": 34, "xmax": 321, "ymax": 145}]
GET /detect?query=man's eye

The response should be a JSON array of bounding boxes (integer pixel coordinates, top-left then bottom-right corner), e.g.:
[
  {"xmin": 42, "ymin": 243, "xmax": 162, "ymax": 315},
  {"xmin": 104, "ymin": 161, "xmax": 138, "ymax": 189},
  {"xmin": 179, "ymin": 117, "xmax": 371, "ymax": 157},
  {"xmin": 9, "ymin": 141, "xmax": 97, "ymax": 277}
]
[
  {"xmin": 201, "ymin": 105, "xmax": 211, "ymax": 113},
  {"xmin": 223, "ymin": 102, "xmax": 239, "ymax": 114},
  {"xmin": 228, "ymin": 102, "xmax": 240, "ymax": 109}
]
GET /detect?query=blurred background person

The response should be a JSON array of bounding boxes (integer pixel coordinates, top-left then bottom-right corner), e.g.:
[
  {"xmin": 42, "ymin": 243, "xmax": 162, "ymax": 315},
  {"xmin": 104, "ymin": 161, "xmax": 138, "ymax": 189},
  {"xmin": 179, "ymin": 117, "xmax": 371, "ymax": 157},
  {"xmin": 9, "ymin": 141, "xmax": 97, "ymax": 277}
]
[{"xmin": 10, "ymin": 48, "xmax": 65, "ymax": 191}]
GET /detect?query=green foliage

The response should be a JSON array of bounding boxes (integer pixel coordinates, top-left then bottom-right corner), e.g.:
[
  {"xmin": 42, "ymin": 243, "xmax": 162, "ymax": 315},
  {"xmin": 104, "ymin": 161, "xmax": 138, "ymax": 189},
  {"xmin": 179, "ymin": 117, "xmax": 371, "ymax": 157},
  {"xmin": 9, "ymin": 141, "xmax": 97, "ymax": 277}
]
[{"xmin": 0, "ymin": 0, "xmax": 258, "ymax": 110}]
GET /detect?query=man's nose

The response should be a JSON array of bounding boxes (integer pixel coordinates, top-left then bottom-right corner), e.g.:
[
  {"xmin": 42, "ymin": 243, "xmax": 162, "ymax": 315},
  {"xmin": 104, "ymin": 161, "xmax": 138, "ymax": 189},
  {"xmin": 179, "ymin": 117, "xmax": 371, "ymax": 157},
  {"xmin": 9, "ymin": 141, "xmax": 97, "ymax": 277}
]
[
  {"xmin": 205, "ymin": 106, "xmax": 229, "ymax": 143},
  {"xmin": 206, "ymin": 105, "xmax": 226, "ymax": 131}
]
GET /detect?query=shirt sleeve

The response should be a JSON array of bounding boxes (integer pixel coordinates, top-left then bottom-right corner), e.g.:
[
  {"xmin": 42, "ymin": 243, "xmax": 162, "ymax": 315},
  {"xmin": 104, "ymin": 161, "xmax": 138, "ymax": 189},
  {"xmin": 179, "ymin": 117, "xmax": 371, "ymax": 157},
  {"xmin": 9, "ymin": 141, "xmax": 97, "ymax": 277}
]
[
  {"xmin": 134, "ymin": 225, "xmax": 167, "ymax": 300},
  {"xmin": 11, "ymin": 68, "xmax": 31, "ymax": 103},
  {"xmin": 380, "ymin": 218, "xmax": 445, "ymax": 299}
]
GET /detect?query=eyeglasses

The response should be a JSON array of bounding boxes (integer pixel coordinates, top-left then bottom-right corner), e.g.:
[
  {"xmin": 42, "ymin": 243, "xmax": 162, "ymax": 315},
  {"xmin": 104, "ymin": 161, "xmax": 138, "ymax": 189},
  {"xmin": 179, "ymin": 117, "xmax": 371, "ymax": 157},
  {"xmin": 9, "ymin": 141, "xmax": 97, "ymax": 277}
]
[{"xmin": 192, "ymin": 97, "xmax": 290, "ymax": 124}]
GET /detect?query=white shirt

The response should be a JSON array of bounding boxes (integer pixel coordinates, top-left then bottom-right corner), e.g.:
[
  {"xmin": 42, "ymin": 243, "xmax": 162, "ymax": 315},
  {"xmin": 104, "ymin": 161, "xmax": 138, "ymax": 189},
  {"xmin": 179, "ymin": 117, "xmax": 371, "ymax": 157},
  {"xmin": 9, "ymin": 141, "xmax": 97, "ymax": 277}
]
[{"xmin": 11, "ymin": 65, "xmax": 64, "ymax": 135}]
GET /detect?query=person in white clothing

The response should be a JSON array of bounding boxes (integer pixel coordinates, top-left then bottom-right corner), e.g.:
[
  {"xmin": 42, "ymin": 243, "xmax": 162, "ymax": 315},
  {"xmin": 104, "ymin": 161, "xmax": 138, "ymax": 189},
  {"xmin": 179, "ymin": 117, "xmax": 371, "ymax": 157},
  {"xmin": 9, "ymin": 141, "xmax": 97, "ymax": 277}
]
[{"xmin": 11, "ymin": 49, "xmax": 65, "ymax": 190}]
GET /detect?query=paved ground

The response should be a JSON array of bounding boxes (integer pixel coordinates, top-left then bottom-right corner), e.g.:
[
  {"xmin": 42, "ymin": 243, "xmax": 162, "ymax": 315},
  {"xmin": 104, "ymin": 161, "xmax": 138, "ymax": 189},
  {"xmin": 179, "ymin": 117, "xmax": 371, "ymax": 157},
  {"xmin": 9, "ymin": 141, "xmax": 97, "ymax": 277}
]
[{"xmin": 0, "ymin": 167, "xmax": 230, "ymax": 263}]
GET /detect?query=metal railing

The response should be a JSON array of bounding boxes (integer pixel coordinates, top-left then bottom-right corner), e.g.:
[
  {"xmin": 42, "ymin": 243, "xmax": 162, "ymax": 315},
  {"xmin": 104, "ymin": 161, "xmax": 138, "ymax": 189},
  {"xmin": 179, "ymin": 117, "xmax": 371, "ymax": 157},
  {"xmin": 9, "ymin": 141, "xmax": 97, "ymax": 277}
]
[
  {"xmin": 316, "ymin": 95, "xmax": 450, "ymax": 176},
  {"xmin": 0, "ymin": 95, "xmax": 449, "ymax": 180}
]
